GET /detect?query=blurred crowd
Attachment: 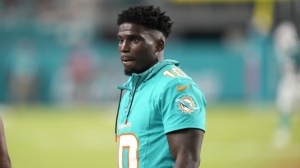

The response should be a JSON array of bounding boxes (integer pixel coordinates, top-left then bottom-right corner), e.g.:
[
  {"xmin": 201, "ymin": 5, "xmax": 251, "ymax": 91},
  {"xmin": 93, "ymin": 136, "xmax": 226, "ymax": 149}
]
[
  {"xmin": 1, "ymin": 0, "xmax": 106, "ymax": 105},
  {"xmin": 0, "ymin": 0, "xmax": 299, "ymax": 106}
]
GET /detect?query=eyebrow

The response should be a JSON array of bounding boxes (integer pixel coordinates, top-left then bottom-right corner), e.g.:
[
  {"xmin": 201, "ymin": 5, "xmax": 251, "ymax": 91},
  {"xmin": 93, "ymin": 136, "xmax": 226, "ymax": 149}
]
[{"xmin": 117, "ymin": 33, "xmax": 142, "ymax": 39}]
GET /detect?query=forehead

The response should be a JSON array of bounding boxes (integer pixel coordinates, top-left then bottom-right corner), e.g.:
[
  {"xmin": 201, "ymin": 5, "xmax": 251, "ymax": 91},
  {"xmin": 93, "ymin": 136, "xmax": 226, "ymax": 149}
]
[
  {"xmin": 117, "ymin": 23, "xmax": 158, "ymax": 38},
  {"xmin": 118, "ymin": 23, "xmax": 149, "ymax": 35}
]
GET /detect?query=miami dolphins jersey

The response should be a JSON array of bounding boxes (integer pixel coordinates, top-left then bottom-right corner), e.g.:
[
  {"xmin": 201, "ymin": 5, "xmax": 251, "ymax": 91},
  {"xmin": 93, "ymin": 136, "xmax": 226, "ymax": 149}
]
[{"xmin": 116, "ymin": 59, "xmax": 206, "ymax": 168}]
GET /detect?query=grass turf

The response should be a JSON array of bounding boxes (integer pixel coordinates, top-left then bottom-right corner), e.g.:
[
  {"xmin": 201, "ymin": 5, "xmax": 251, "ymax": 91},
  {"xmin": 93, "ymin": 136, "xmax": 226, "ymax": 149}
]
[{"xmin": 1, "ymin": 104, "xmax": 299, "ymax": 168}]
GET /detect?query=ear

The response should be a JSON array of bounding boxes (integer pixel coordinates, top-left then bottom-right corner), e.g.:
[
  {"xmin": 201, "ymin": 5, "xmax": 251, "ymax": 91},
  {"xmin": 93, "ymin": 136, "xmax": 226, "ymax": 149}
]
[{"xmin": 156, "ymin": 39, "xmax": 165, "ymax": 52}]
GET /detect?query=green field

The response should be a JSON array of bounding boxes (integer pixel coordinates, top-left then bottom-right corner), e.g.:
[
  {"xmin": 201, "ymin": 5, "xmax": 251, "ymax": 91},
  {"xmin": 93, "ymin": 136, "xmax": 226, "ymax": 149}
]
[{"xmin": 1, "ymin": 104, "xmax": 299, "ymax": 168}]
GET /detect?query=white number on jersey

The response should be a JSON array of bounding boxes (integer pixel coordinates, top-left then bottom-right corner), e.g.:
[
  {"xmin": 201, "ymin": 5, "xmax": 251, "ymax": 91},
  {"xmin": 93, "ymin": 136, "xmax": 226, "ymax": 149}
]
[
  {"xmin": 163, "ymin": 67, "xmax": 187, "ymax": 78},
  {"xmin": 118, "ymin": 134, "xmax": 139, "ymax": 168}
]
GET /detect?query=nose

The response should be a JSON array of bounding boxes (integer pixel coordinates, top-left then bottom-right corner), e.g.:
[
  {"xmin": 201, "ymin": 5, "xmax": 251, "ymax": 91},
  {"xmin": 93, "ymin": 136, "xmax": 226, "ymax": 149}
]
[{"xmin": 120, "ymin": 41, "xmax": 130, "ymax": 53}]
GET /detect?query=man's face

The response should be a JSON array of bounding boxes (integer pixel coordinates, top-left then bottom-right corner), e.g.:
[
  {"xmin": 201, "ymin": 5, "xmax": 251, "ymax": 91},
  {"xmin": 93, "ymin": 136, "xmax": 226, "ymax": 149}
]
[{"xmin": 117, "ymin": 23, "xmax": 159, "ymax": 76}]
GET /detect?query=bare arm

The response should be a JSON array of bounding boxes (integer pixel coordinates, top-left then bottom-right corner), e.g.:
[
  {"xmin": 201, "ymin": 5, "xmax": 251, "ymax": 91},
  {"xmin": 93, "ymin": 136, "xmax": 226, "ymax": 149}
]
[
  {"xmin": 0, "ymin": 118, "xmax": 11, "ymax": 168},
  {"xmin": 167, "ymin": 129, "xmax": 204, "ymax": 168}
]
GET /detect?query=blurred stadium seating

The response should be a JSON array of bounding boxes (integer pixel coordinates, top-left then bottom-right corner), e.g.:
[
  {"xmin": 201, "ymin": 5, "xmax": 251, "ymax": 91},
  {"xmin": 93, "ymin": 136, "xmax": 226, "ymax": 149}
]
[{"xmin": 0, "ymin": 0, "xmax": 299, "ymax": 105}]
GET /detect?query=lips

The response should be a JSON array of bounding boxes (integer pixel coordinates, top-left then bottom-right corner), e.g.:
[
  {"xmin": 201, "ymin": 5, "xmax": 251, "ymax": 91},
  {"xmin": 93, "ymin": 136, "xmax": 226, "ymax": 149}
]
[
  {"xmin": 121, "ymin": 56, "xmax": 135, "ymax": 66},
  {"xmin": 121, "ymin": 55, "xmax": 134, "ymax": 60},
  {"xmin": 121, "ymin": 56, "xmax": 135, "ymax": 62}
]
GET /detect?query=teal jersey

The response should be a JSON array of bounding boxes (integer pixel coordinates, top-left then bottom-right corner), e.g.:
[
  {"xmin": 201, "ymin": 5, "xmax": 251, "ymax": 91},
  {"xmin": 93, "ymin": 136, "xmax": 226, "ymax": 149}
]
[{"xmin": 116, "ymin": 59, "xmax": 206, "ymax": 168}]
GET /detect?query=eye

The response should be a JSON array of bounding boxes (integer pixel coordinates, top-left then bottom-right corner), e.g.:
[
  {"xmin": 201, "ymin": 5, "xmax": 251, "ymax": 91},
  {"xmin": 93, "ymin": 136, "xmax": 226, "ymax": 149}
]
[
  {"xmin": 118, "ymin": 38, "xmax": 123, "ymax": 44},
  {"xmin": 131, "ymin": 37, "xmax": 139, "ymax": 44}
]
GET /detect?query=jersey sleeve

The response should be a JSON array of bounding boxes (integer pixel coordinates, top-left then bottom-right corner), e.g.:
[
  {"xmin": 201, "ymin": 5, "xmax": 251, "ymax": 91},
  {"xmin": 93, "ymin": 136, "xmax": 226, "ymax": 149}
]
[{"xmin": 159, "ymin": 77, "xmax": 206, "ymax": 134}]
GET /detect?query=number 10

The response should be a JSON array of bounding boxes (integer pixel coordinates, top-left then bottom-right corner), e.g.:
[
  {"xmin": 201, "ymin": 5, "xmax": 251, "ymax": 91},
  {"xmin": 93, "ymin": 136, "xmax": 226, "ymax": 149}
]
[{"xmin": 163, "ymin": 68, "xmax": 187, "ymax": 78}]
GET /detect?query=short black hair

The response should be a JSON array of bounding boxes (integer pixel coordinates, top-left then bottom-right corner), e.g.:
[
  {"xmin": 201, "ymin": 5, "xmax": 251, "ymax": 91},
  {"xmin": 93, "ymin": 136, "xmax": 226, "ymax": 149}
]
[{"xmin": 117, "ymin": 5, "xmax": 173, "ymax": 38}]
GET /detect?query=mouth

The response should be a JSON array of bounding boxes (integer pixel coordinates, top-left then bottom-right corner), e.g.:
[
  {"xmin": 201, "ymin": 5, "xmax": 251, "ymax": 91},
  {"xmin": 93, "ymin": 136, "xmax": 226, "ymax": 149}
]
[{"xmin": 121, "ymin": 56, "xmax": 135, "ymax": 64}]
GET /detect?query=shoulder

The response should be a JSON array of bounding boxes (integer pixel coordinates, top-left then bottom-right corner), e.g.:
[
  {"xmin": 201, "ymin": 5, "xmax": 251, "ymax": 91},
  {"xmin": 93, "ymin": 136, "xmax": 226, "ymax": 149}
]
[
  {"xmin": 156, "ymin": 66, "xmax": 205, "ymax": 97},
  {"xmin": 156, "ymin": 63, "xmax": 192, "ymax": 82},
  {"xmin": 157, "ymin": 64, "xmax": 196, "ymax": 88}
]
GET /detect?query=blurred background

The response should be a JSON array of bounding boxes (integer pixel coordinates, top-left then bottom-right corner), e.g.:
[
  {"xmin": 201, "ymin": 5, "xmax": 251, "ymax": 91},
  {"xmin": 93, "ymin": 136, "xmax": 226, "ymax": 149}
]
[{"xmin": 0, "ymin": 0, "xmax": 299, "ymax": 168}]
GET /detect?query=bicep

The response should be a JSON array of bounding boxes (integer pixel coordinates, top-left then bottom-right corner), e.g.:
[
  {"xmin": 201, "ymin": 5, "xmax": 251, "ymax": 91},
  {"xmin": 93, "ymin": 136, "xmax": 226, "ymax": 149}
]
[{"xmin": 167, "ymin": 129, "xmax": 204, "ymax": 162}]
